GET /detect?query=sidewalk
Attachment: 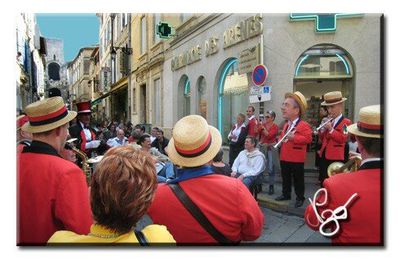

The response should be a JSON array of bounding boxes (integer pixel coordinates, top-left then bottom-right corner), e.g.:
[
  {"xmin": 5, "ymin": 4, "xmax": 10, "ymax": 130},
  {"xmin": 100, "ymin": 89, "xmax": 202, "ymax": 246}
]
[{"xmin": 256, "ymin": 176, "xmax": 321, "ymax": 217}]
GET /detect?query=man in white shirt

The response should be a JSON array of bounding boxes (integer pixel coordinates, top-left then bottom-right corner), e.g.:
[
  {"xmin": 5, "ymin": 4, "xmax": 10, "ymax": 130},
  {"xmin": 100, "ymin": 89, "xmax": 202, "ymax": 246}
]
[
  {"xmin": 107, "ymin": 129, "xmax": 128, "ymax": 147},
  {"xmin": 231, "ymin": 136, "xmax": 266, "ymax": 189}
]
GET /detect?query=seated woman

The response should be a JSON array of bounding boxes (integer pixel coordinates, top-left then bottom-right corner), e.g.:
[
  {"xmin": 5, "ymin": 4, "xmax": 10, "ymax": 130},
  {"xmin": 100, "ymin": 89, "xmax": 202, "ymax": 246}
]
[
  {"xmin": 211, "ymin": 148, "xmax": 232, "ymax": 177},
  {"xmin": 48, "ymin": 146, "xmax": 175, "ymax": 245}
]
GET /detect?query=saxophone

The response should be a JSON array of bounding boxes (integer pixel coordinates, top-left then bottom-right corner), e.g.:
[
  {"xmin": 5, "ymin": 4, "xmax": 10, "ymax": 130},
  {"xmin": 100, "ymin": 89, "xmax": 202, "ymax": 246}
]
[{"xmin": 66, "ymin": 142, "xmax": 92, "ymax": 186}]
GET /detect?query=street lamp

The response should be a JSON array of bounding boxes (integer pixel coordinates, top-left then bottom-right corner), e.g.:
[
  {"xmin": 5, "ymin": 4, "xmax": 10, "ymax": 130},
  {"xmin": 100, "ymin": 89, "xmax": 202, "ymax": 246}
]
[{"xmin": 110, "ymin": 46, "xmax": 133, "ymax": 60}]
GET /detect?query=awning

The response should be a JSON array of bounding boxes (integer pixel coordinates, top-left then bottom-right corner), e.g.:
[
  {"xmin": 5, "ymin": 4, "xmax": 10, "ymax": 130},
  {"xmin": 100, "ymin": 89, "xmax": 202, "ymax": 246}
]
[{"xmin": 91, "ymin": 92, "xmax": 110, "ymax": 107}]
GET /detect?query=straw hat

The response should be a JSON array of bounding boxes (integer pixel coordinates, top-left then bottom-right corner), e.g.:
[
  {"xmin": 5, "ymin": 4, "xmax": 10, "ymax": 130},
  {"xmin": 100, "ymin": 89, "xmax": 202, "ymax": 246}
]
[
  {"xmin": 285, "ymin": 91, "xmax": 308, "ymax": 117},
  {"xmin": 76, "ymin": 101, "xmax": 91, "ymax": 114},
  {"xmin": 22, "ymin": 97, "xmax": 77, "ymax": 133},
  {"xmin": 166, "ymin": 115, "xmax": 222, "ymax": 167},
  {"xmin": 321, "ymin": 91, "xmax": 347, "ymax": 106},
  {"xmin": 16, "ymin": 115, "xmax": 29, "ymax": 131},
  {"xmin": 348, "ymin": 105, "xmax": 382, "ymax": 138}
]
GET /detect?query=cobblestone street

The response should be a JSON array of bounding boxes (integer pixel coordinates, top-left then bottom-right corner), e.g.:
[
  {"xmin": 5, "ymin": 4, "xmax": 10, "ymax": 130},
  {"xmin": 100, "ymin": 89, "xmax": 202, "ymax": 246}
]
[{"xmin": 245, "ymin": 207, "xmax": 330, "ymax": 245}]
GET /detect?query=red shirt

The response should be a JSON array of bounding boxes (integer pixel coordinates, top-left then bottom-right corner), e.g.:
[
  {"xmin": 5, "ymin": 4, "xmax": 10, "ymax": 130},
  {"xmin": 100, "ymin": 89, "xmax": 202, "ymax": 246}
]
[
  {"xmin": 148, "ymin": 174, "xmax": 264, "ymax": 244},
  {"xmin": 247, "ymin": 117, "xmax": 259, "ymax": 138},
  {"xmin": 259, "ymin": 123, "xmax": 278, "ymax": 145},
  {"xmin": 17, "ymin": 141, "xmax": 92, "ymax": 245},
  {"xmin": 304, "ymin": 161, "xmax": 382, "ymax": 245}
]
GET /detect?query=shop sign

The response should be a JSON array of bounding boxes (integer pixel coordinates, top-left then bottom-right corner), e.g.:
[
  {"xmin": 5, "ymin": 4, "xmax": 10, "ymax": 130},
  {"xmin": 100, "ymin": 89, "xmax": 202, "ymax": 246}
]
[
  {"xmin": 238, "ymin": 44, "xmax": 260, "ymax": 75},
  {"xmin": 223, "ymin": 14, "xmax": 263, "ymax": 49},
  {"xmin": 100, "ymin": 67, "xmax": 111, "ymax": 92},
  {"xmin": 289, "ymin": 13, "xmax": 363, "ymax": 33}
]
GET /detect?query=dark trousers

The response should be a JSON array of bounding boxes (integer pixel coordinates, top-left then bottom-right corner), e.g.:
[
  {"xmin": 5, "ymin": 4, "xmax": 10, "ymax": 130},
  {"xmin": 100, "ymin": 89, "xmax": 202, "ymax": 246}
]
[
  {"xmin": 319, "ymin": 150, "xmax": 345, "ymax": 185},
  {"xmin": 229, "ymin": 145, "xmax": 242, "ymax": 166},
  {"xmin": 280, "ymin": 161, "xmax": 305, "ymax": 200}
]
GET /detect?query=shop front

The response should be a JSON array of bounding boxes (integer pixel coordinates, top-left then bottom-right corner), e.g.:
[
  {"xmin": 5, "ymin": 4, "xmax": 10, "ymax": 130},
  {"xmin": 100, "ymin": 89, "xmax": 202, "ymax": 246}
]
[{"xmin": 164, "ymin": 13, "xmax": 381, "ymax": 173}]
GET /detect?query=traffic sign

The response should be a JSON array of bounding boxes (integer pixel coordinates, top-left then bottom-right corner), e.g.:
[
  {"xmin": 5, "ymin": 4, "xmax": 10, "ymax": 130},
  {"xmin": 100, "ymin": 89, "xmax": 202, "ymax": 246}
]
[
  {"xmin": 249, "ymin": 85, "xmax": 271, "ymax": 103},
  {"xmin": 252, "ymin": 64, "xmax": 268, "ymax": 86},
  {"xmin": 157, "ymin": 22, "xmax": 173, "ymax": 39}
]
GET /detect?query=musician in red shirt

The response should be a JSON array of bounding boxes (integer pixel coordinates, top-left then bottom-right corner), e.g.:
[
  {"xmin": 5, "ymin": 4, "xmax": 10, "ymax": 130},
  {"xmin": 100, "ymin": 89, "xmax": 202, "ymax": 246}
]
[
  {"xmin": 275, "ymin": 91, "xmax": 312, "ymax": 208},
  {"xmin": 318, "ymin": 91, "xmax": 352, "ymax": 186},
  {"xmin": 304, "ymin": 105, "xmax": 383, "ymax": 245},
  {"xmin": 258, "ymin": 110, "xmax": 279, "ymax": 194},
  {"xmin": 17, "ymin": 97, "xmax": 92, "ymax": 245},
  {"xmin": 246, "ymin": 105, "xmax": 259, "ymax": 138}
]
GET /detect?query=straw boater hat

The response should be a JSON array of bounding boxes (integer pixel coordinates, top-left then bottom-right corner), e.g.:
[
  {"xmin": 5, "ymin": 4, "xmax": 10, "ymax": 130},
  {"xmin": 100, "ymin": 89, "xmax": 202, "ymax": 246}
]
[
  {"xmin": 285, "ymin": 91, "xmax": 308, "ymax": 117},
  {"xmin": 16, "ymin": 115, "xmax": 29, "ymax": 131},
  {"xmin": 348, "ymin": 105, "xmax": 382, "ymax": 139},
  {"xmin": 22, "ymin": 97, "xmax": 77, "ymax": 133},
  {"xmin": 166, "ymin": 115, "xmax": 222, "ymax": 168},
  {"xmin": 321, "ymin": 91, "xmax": 347, "ymax": 106},
  {"xmin": 76, "ymin": 101, "xmax": 91, "ymax": 114}
]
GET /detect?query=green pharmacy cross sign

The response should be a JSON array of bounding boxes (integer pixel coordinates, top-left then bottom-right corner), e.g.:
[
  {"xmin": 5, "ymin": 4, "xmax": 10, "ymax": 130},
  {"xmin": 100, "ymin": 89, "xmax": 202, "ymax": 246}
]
[
  {"xmin": 289, "ymin": 13, "xmax": 363, "ymax": 33},
  {"xmin": 156, "ymin": 22, "xmax": 173, "ymax": 39}
]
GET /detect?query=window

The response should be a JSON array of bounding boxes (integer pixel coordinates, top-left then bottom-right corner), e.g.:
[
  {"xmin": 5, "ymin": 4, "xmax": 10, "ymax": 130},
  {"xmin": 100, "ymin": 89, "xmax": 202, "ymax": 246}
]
[
  {"xmin": 294, "ymin": 44, "xmax": 353, "ymax": 79},
  {"xmin": 141, "ymin": 16, "xmax": 147, "ymax": 55},
  {"xmin": 153, "ymin": 78, "xmax": 162, "ymax": 125},
  {"xmin": 217, "ymin": 59, "xmax": 250, "ymax": 144},
  {"xmin": 178, "ymin": 75, "xmax": 190, "ymax": 119},
  {"xmin": 132, "ymin": 87, "xmax": 137, "ymax": 113},
  {"xmin": 121, "ymin": 13, "xmax": 128, "ymax": 29},
  {"xmin": 197, "ymin": 76, "xmax": 207, "ymax": 119},
  {"xmin": 48, "ymin": 62, "xmax": 60, "ymax": 81}
]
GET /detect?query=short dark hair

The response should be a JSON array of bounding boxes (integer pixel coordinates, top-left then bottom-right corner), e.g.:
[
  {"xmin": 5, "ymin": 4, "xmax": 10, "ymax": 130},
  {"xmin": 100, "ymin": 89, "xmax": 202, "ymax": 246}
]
[
  {"xmin": 213, "ymin": 149, "xmax": 224, "ymax": 162},
  {"xmin": 137, "ymin": 133, "xmax": 151, "ymax": 145},
  {"xmin": 135, "ymin": 124, "xmax": 145, "ymax": 132},
  {"xmin": 157, "ymin": 129, "xmax": 164, "ymax": 135},
  {"xmin": 246, "ymin": 135, "xmax": 258, "ymax": 147},
  {"xmin": 248, "ymin": 105, "xmax": 255, "ymax": 112},
  {"xmin": 130, "ymin": 130, "xmax": 142, "ymax": 140},
  {"xmin": 356, "ymin": 136, "xmax": 382, "ymax": 158},
  {"xmin": 91, "ymin": 146, "xmax": 157, "ymax": 233}
]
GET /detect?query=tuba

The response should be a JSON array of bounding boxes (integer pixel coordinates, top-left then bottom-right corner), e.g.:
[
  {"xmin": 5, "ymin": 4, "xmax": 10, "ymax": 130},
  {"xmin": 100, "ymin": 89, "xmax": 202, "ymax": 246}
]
[
  {"xmin": 327, "ymin": 156, "xmax": 362, "ymax": 177},
  {"xmin": 65, "ymin": 142, "xmax": 92, "ymax": 186}
]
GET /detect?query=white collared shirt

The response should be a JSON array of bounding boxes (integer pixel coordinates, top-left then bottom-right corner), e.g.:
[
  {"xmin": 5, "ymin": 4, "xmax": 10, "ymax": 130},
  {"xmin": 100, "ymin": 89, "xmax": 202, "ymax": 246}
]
[
  {"xmin": 287, "ymin": 117, "xmax": 299, "ymax": 133},
  {"xmin": 80, "ymin": 121, "xmax": 92, "ymax": 141},
  {"xmin": 329, "ymin": 114, "xmax": 343, "ymax": 133},
  {"xmin": 228, "ymin": 123, "xmax": 246, "ymax": 142}
]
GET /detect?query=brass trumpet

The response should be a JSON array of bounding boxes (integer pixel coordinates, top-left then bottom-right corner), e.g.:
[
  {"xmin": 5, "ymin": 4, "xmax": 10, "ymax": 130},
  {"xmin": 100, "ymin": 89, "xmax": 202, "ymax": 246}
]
[
  {"xmin": 327, "ymin": 156, "xmax": 362, "ymax": 177},
  {"xmin": 65, "ymin": 142, "xmax": 92, "ymax": 186}
]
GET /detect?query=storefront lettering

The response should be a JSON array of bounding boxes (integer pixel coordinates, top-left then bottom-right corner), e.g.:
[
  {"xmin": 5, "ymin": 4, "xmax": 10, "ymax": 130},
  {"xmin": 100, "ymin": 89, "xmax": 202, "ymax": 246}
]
[
  {"xmin": 171, "ymin": 14, "xmax": 263, "ymax": 71},
  {"xmin": 205, "ymin": 37, "xmax": 219, "ymax": 57},
  {"xmin": 223, "ymin": 14, "xmax": 263, "ymax": 49},
  {"xmin": 171, "ymin": 45, "xmax": 202, "ymax": 71}
]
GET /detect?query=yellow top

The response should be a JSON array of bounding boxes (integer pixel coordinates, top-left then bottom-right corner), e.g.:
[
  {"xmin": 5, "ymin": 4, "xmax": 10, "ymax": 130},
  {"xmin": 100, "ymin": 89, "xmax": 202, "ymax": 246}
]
[{"xmin": 48, "ymin": 224, "xmax": 176, "ymax": 245}]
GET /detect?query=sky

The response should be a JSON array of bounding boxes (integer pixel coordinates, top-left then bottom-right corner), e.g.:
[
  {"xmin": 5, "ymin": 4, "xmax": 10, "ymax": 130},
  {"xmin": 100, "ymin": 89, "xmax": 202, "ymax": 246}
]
[{"xmin": 36, "ymin": 13, "xmax": 99, "ymax": 62}]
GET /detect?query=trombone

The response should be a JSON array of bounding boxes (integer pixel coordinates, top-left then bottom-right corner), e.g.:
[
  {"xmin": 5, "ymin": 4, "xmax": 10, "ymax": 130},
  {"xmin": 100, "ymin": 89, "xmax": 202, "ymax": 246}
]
[{"xmin": 274, "ymin": 124, "xmax": 296, "ymax": 149}]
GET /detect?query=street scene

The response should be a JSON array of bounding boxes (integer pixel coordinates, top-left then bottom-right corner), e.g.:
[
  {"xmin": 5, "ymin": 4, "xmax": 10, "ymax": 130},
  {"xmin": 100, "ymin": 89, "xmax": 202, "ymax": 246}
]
[{"xmin": 16, "ymin": 13, "xmax": 383, "ymax": 246}]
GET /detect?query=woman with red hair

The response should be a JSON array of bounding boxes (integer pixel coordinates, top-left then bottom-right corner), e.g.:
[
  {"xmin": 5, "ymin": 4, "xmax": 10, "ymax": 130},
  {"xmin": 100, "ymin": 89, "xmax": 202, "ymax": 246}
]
[{"xmin": 48, "ymin": 146, "xmax": 175, "ymax": 245}]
